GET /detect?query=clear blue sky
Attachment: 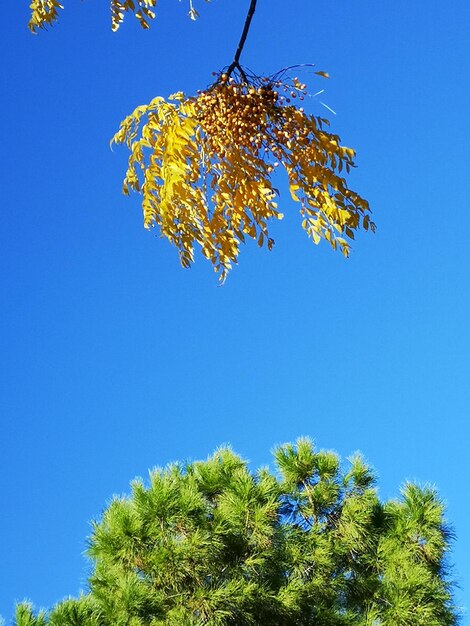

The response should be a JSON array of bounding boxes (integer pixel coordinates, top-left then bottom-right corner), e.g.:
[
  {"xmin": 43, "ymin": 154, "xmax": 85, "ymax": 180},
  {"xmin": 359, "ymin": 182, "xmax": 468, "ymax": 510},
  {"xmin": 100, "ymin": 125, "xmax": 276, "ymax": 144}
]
[{"xmin": 1, "ymin": 0, "xmax": 469, "ymax": 621}]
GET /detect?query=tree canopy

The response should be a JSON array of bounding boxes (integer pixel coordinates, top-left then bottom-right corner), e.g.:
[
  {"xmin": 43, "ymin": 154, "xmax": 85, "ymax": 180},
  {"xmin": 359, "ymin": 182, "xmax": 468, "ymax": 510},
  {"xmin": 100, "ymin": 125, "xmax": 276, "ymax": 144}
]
[
  {"xmin": 27, "ymin": 0, "xmax": 374, "ymax": 280},
  {"xmin": 16, "ymin": 439, "xmax": 456, "ymax": 626}
]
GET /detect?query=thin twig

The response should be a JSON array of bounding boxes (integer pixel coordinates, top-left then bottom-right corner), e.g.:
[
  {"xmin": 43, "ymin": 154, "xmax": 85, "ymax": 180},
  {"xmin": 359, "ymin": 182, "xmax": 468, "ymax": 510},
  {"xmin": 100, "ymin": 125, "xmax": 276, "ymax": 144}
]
[{"xmin": 226, "ymin": 0, "xmax": 258, "ymax": 80}]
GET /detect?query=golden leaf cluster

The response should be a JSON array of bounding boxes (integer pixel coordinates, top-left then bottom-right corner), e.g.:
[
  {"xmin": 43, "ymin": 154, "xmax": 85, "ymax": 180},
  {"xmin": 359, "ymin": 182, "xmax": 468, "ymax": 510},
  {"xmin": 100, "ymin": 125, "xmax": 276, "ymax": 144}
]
[
  {"xmin": 28, "ymin": 0, "xmax": 63, "ymax": 32},
  {"xmin": 112, "ymin": 72, "xmax": 374, "ymax": 281},
  {"xmin": 28, "ymin": 0, "xmax": 209, "ymax": 32},
  {"xmin": 111, "ymin": 0, "xmax": 156, "ymax": 32}
]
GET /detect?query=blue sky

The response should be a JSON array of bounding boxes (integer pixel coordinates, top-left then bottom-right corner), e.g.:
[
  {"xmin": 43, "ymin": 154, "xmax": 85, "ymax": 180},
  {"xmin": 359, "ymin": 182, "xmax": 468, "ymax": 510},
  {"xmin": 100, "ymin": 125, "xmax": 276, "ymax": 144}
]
[{"xmin": 1, "ymin": 0, "xmax": 469, "ymax": 621}]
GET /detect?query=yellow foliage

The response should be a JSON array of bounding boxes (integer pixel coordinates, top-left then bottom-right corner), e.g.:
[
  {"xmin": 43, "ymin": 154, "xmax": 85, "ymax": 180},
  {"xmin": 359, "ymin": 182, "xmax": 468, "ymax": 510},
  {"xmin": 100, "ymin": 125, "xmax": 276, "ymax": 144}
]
[
  {"xmin": 111, "ymin": 0, "xmax": 157, "ymax": 32},
  {"xmin": 28, "ymin": 0, "xmax": 210, "ymax": 32},
  {"xmin": 28, "ymin": 0, "xmax": 63, "ymax": 32},
  {"xmin": 112, "ymin": 73, "xmax": 374, "ymax": 281}
]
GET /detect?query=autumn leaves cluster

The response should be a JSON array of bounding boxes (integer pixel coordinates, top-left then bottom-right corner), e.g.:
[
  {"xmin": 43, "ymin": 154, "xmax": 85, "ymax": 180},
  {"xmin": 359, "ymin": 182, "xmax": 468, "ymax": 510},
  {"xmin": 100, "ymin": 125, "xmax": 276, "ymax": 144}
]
[
  {"xmin": 113, "ymin": 73, "xmax": 374, "ymax": 280},
  {"xmin": 28, "ymin": 0, "xmax": 158, "ymax": 32},
  {"xmin": 28, "ymin": 1, "xmax": 373, "ymax": 280},
  {"xmin": 28, "ymin": 0, "xmax": 63, "ymax": 32}
]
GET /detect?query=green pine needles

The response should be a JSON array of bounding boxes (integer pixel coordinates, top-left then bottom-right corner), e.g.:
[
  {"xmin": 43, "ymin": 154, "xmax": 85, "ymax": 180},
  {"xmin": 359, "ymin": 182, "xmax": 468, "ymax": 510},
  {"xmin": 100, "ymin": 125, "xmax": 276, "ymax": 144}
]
[{"xmin": 16, "ymin": 439, "xmax": 457, "ymax": 626}]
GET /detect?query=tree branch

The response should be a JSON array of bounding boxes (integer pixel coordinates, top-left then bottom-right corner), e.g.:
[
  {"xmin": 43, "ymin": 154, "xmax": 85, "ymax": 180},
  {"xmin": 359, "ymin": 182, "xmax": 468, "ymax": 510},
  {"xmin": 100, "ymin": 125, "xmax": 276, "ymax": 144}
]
[{"xmin": 226, "ymin": 0, "xmax": 258, "ymax": 80}]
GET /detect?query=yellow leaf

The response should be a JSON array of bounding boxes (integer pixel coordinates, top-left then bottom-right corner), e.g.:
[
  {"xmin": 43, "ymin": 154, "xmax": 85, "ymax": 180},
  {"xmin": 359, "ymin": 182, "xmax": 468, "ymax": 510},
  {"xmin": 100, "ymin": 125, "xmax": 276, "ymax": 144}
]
[
  {"xmin": 289, "ymin": 182, "xmax": 300, "ymax": 201},
  {"xmin": 169, "ymin": 92, "xmax": 185, "ymax": 101},
  {"xmin": 312, "ymin": 230, "xmax": 321, "ymax": 245}
]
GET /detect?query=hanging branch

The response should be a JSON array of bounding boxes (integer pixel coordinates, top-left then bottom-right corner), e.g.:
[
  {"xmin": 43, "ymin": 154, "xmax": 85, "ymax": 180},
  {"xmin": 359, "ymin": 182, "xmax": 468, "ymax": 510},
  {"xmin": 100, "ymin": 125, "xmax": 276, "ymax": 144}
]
[
  {"xmin": 111, "ymin": 0, "xmax": 374, "ymax": 280},
  {"xmin": 226, "ymin": 0, "xmax": 258, "ymax": 80}
]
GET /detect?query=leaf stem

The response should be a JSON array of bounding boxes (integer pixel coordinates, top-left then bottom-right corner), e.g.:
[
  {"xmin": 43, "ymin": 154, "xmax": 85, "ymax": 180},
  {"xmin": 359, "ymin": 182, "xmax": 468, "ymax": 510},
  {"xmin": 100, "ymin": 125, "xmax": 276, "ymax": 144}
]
[{"xmin": 226, "ymin": 0, "xmax": 258, "ymax": 81}]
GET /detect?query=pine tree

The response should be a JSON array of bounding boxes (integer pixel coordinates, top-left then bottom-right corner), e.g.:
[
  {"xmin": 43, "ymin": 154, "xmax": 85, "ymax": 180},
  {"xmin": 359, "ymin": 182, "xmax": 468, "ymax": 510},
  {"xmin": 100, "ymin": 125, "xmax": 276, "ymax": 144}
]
[{"xmin": 15, "ymin": 439, "xmax": 456, "ymax": 626}]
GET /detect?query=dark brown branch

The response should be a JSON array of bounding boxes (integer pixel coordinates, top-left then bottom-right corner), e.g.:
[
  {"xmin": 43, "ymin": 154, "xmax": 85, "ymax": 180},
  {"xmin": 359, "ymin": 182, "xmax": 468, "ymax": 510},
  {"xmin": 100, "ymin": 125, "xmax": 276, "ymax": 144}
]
[
  {"xmin": 233, "ymin": 0, "xmax": 258, "ymax": 66},
  {"xmin": 226, "ymin": 0, "xmax": 258, "ymax": 80}
]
